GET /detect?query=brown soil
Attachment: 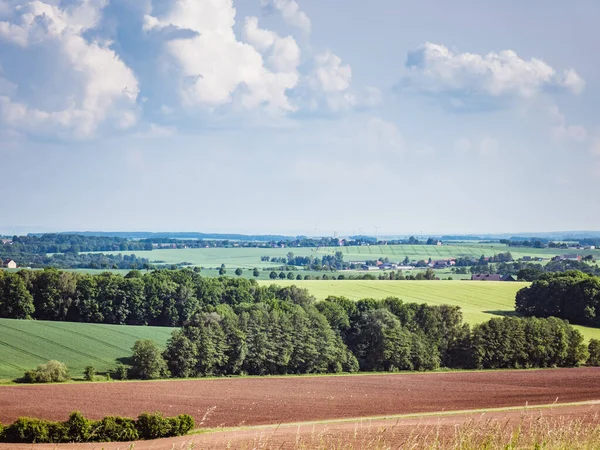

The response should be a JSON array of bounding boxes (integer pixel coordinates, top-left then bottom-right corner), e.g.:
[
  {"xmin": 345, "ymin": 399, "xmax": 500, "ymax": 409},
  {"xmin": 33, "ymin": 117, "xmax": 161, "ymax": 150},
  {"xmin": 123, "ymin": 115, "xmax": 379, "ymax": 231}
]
[
  {"xmin": 1, "ymin": 368, "xmax": 600, "ymax": 448},
  {"xmin": 2, "ymin": 403, "xmax": 600, "ymax": 450}
]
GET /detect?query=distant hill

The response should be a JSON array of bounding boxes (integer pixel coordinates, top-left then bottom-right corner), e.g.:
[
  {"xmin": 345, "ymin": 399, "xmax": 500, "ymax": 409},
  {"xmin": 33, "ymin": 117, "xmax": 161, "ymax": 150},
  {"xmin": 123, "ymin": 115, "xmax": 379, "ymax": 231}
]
[{"xmin": 29, "ymin": 231, "xmax": 295, "ymax": 241}]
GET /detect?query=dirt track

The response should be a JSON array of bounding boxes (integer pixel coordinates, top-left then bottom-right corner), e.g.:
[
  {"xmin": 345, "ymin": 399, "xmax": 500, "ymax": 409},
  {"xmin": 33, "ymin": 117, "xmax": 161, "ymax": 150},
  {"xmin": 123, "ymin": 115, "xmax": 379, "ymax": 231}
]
[{"xmin": 1, "ymin": 368, "xmax": 600, "ymax": 428}]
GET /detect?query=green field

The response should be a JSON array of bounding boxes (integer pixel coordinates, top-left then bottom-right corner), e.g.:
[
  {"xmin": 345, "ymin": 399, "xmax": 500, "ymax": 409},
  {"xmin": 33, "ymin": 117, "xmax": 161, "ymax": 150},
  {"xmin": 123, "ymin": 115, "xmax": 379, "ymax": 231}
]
[
  {"xmin": 2, "ymin": 279, "xmax": 599, "ymax": 382},
  {"xmin": 0, "ymin": 319, "xmax": 173, "ymax": 381},
  {"xmin": 261, "ymin": 280, "xmax": 600, "ymax": 341},
  {"xmin": 85, "ymin": 243, "xmax": 600, "ymax": 270}
]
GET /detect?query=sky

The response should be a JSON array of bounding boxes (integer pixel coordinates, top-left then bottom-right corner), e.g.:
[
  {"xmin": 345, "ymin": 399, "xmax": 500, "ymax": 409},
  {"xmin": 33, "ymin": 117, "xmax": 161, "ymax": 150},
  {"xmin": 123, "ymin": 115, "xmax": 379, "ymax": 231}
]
[{"xmin": 1, "ymin": 0, "xmax": 599, "ymax": 236}]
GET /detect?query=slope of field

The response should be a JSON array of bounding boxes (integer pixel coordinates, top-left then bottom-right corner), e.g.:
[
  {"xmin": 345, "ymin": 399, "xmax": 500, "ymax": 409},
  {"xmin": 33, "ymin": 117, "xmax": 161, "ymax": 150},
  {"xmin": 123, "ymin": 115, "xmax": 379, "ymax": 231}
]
[
  {"xmin": 264, "ymin": 280, "xmax": 524, "ymax": 323},
  {"xmin": 0, "ymin": 368, "xmax": 599, "ymax": 426},
  {"xmin": 262, "ymin": 280, "xmax": 600, "ymax": 340},
  {"xmin": 0, "ymin": 319, "xmax": 174, "ymax": 381},
  {"xmin": 84, "ymin": 243, "xmax": 600, "ymax": 269}
]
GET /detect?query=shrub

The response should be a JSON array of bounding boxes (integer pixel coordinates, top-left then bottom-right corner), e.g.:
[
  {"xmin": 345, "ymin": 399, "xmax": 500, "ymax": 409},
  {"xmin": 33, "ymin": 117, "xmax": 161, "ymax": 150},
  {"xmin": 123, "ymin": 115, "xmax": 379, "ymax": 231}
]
[
  {"xmin": 136, "ymin": 412, "xmax": 174, "ymax": 439},
  {"xmin": 22, "ymin": 360, "xmax": 69, "ymax": 383},
  {"xmin": 0, "ymin": 412, "xmax": 192, "ymax": 444},
  {"xmin": 91, "ymin": 416, "xmax": 139, "ymax": 442},
  {"xmin": 136, "ymin": 412, "xmax": 195, "ymax": 439},
  {"xmin": 112, "ymin": 364, "xmax": 128, "ymax": 380},
  {"xmin": 65, "ymin": 412, "xmax": 91, "ymax": 442},
  {"xmin": 3, "ymin": 418, "xmax": 51, "ymax": 443},
  {"xmin": 173, "ymin": 414, "xmax": 195, "ymax": 435},
  {"xmin": 588, "ymin": 339, "xmax": 600, "ymax": 366},
  {"xmin": 84, "ymin": 365, "xmax": 95, "ymax": 381},
  {"xmin": 47, "ymin": 422, "xmax": 69, "ymax": 443}
]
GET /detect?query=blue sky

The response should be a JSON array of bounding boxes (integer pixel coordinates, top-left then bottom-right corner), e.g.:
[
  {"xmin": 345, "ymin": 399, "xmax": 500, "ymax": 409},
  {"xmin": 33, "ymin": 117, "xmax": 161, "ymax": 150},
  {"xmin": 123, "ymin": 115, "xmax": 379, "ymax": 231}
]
[{"xmin": 1, "ymin": 0, "xmax": 599, "ymax": 236}]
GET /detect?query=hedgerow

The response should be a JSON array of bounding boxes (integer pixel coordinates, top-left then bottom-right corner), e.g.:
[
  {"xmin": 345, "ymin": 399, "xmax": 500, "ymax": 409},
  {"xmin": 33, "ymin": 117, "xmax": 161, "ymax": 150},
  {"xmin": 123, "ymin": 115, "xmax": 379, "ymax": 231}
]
[{"xmin": 0, "ymin": 412, "xmax": 194, "ymax": 443}]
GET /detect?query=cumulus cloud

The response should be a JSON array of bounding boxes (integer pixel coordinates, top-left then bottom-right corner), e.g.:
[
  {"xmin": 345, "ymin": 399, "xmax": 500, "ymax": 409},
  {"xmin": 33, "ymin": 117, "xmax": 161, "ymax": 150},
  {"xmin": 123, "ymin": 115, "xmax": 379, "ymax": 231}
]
[
  {"xmin": 366, "ymin": 117, "xmax": 403, "ymax": 151},
  {"xmin": 0, "ymin": 0, "xmax": 139, "ymax": 138},
  {"xmin": 144, "ymin": 0, "xmax": 299, "ymax": 113},
  {"xmin": 307, "ymin": 51, "xmax": 356, "ymax": 111},
  {"xmin": 403, "ymin": 43, "xmax": 585, "ymax": 109},
  {"xmin": 548, "ymin": 106, "xmax": 587, "ymax": 143},
  {"xmin": 243, "ymin": 16, "xmax": 300, "ymax": 73},
  {"xmin": 260, "ymin": 0, "xmax": 311, "ymax": 34},
  {"xmin": 305, "ymin": 52, "xmax": 381, "ymax": 112}
]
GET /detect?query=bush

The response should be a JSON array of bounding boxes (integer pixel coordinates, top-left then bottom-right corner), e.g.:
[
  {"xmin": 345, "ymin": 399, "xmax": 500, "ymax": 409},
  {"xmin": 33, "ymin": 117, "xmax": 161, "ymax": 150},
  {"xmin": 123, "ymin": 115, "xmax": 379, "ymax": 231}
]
[
  {"xmin": 173, "ymin": 414, "xmax": 195, "ymax": 435},
  {"xmin": 22, "ymin": 360, "xmax": 69, "ymax": 383},
  {"xmin": 136, "ymin": 412, "xmax": 173, "ymax": 439},
  {"xmin": 0, "ymin": 412, "xmax": 193, "ymax": 444},
  {"xmin": 84, "ymin": 365, "xmax": 95, "ymax": 381},
  {"xmin": 65, "ymin": 412, "xmax": 91, "ymax": 442},
  {"xmin": 91, "ymin": 416, "xmax": 139, "ymax": 442},
  {"xmin": 112, "ymin": 364, "xmax": 128, "ymax": 380},
  {"xmin": 588, "ymin": 339, "xmax": 600, "ymax": 366},
  {"xmin": 3, "ymin": 418, "xmax": 51, "ymax": 443},
  {"xmin": 136, "ymin": 412, "xmax": 195, "ymax": 439}
]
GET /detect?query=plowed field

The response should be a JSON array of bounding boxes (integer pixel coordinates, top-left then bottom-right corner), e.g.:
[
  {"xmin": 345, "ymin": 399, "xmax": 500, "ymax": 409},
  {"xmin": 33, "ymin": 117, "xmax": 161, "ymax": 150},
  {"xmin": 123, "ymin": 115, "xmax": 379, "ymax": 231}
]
[{"xmin": 1, "ymin": 368, "xmax": 600, "ymax": 428}]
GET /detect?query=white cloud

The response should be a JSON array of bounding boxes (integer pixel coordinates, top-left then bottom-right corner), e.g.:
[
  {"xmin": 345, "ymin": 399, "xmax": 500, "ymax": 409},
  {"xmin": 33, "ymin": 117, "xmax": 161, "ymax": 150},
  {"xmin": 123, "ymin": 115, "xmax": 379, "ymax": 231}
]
[
  {"xmin": 305, "ymin": 52, "xmax": 380, "ymax": 112},
  {"xmin": 243, "ymin": 16, "xmax": 300, "ymax": 73},
  {"xmin": 0, "ymin": 0, "xmax": 139, "ymax": 138},
  {"xmin": 133, "ymin": 123, "xmax": 176, "ymax": 139},
  {"xmin": 404, "ymin": 43, "xmax": 585, "ymax": 104},
  {"xmin": 260, "ymin": 0, "xmax": 311, "ymax": 34},
  {"xmin": 366, "ymin": 117, "xmax": 403, "ymax": 151},
  {"xmin": 311, "ymin": 52, "xmax": 352, "ymax": 93},
  {"xmin": 145, "ymin": 0, "xmax": 299, "ymax": 113},
  {"xmin": 308, "ymin": 51, "xmax": 355, "ymax": 111},
  {"xmin": 454, "ymin": 136, "xmax": 499, "ymax": 156},
  {"xmin": 548, "ymin": 105, "xmax": 588, "ymax": 143}
]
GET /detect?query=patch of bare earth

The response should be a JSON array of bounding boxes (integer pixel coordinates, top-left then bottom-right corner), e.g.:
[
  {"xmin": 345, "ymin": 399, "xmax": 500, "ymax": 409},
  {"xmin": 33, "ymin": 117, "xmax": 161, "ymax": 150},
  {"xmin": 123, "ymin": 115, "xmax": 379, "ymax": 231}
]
[{"xmin": 1, "ymin": 368, "xmax": 600, "ymax": 449}]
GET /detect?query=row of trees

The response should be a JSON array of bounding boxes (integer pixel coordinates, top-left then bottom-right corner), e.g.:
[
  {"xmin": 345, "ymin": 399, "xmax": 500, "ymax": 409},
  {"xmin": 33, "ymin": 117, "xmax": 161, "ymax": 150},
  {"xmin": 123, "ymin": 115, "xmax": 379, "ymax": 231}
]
[
  {"xmin": 0, "ymin": 267, "xmax": 593, "ymax": 378},
  {"xmin": 0, "ymin": 269, "xmax": 277, "ymax": 326},
  {"xmin": 262, "ymin": 252, "xmax": 348, "ymax": 270},
  {"xmin": 132, "ymin": 297, "xmax": 589, "ymax": 380},
  {"xmin": 516, "ymin": 271, "xmax": 600, "ymax": 327}
]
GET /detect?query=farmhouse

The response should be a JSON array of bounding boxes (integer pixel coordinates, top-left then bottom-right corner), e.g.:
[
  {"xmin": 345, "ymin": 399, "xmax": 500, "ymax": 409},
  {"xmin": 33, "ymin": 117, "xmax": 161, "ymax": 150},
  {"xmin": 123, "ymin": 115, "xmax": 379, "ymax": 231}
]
[
  {"xmin": 471, "ymin": 274, "xmax": 502, "ymax": 281},
  {"xmin": 379, "ymin": 263, "xmax": 398, "ymax": 270},
  {"xmin": 1, "ymin": 239, "xmax": 11, "ymax": 245},
  {"xmin": 3, "ymin": 259, "xmax": 17, "ymax": 269},
  {"xmin": 562, "ymin": 254, "xmax": 582, "ymax": 261},
  {"xmin": 431, "ymin": 260, "xmax": 449, "ymax": 269},
  {"xmin": 501, "ymin": 274, "xmax": 517, "ymax": 282}
]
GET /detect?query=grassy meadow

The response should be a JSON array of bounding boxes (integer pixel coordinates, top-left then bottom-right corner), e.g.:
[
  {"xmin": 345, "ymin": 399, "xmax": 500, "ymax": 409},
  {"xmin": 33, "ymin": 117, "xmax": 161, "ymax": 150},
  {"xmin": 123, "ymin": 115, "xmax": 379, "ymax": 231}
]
[
  {"xmin": 0, "ymin": 319, "xmax": 173, "ymax": 381},
  {"xmin": 263, "ymin": 280, "xmax": 600, "ymax": 341},
  {"xmin": 85, "ymin": 243, "xmax": 600, "ymax": 270}
]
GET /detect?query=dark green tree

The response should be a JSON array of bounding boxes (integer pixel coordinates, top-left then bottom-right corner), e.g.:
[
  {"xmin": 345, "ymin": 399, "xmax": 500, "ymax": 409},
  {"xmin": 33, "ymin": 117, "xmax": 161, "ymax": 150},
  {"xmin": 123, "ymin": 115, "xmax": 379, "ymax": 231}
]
[{"xmin": 130, "ymin": 339, "xmax": 168, "ymax": 380}]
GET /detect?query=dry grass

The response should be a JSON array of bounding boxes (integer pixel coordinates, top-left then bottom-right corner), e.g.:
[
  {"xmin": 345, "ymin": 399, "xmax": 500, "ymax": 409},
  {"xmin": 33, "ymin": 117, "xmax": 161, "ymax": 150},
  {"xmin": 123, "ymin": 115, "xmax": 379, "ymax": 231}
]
[{"xmin": 160, "ymin": 409, "xmax": 600, "ymax": 450}]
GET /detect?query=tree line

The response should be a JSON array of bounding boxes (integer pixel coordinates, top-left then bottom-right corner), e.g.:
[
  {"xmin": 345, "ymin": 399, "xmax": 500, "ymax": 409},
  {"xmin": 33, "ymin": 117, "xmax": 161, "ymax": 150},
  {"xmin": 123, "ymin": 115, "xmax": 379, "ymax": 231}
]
[
  {"xmin": 139, "ymin": 298, "xmax": 589, "ymax": 379},
  {"xmin": 0, "ymin": 268, "xmax": 593, "ymax": 378},
  {"xmin": 516, "ymin": 271, "xmax": 600, "ymax": 327}
]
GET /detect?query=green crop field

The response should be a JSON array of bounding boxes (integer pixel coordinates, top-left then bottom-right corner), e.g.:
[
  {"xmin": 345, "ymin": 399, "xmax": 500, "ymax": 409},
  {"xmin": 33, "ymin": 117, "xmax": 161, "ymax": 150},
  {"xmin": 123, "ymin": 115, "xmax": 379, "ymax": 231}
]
[
  {"xmin": 0, "ymin": 319, "xmax": 174, "ymax": 381},
  {"xmin": 261, "ymin": 280, "xmax": 600, "ymax": 341},
  {"xmin": 84, "ymin": 243, "xmax": 600, "ymax": 270}
]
